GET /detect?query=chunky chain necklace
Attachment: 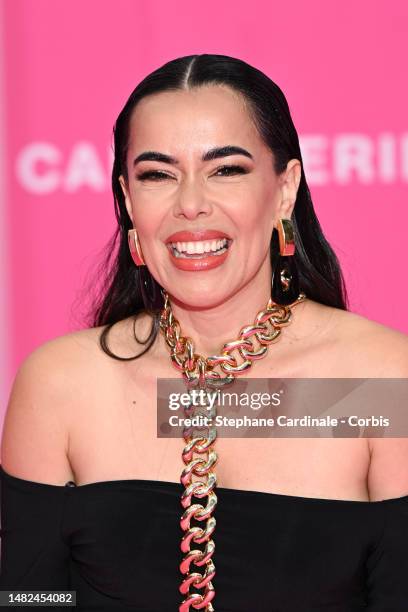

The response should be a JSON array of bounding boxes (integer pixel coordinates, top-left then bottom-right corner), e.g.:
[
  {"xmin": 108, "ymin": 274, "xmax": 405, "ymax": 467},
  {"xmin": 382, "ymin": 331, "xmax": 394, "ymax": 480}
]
[{"xmin": 159, "ymin": 290, "xmax": 307, "ymax": 611}]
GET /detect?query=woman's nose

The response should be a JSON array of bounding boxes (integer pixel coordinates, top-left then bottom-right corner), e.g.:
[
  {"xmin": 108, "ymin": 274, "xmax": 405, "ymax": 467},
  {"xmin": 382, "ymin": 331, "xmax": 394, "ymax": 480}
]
[{"xmin": 172, "ymin": 179, "xmax": 213, "ymax": 220}]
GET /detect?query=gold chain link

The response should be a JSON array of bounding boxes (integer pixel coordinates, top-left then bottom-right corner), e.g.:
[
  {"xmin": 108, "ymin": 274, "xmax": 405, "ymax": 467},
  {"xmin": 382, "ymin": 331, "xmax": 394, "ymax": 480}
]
[{"xmin": 159, "ymin": 290, "xmax": 307, "ymax": 611}]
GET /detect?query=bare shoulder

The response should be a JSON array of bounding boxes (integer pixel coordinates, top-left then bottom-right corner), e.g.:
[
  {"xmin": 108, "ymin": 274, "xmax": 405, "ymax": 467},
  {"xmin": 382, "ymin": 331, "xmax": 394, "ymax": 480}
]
[
  {"xmin": 0, "ymin": 313, "xmax": 151, "ymax": 484},
  {"xmin": 367, "ymin": 437, "xmax": 408, "ymax": 500},
  {"xmin": 4, "ymin": 310, "xmax": 156, "ymax": 413},
  {"xmin": 17, "ymin": 311, "xmax": 153, "ymax": 369},
  {"xmin": 304, "ymin": 302, "xmax": 408, "ymax": 500},
  {"xmin": 308, "ymin": 300, "xmax": 408, "ymax": 377}
]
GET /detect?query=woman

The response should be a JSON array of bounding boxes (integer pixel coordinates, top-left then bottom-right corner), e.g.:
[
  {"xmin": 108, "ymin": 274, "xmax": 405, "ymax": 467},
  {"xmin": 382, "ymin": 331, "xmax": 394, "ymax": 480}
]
[{"xmin": 1, "ymin": 54, "xmax": 408, "ymax": 611}]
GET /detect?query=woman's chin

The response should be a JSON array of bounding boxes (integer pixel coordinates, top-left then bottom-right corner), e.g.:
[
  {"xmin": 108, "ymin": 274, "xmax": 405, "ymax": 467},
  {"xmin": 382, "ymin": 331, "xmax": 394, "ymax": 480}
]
[{"xmin": 165, "ymin": 290, "xmax": 234, "ymax": 311}]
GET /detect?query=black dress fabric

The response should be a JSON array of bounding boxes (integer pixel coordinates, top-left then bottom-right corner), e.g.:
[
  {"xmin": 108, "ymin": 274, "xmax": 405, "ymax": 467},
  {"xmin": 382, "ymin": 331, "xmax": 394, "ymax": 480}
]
[{"xmin": 0, "ymin": 463, "xmax": 408, "ymax": 611}]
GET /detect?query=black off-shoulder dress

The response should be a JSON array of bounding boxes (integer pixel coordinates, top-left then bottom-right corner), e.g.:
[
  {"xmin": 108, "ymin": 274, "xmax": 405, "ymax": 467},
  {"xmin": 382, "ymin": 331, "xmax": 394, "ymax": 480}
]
[{"xmin": 0, "ymin": 464, "xmax": 408, "ymax": 611}]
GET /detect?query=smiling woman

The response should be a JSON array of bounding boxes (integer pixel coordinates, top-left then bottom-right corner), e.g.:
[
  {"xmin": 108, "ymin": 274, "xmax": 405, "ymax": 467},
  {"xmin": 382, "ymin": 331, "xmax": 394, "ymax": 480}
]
[{"xmin": 1, "ymin": 53, "xmax": 408, "ymax": 612}]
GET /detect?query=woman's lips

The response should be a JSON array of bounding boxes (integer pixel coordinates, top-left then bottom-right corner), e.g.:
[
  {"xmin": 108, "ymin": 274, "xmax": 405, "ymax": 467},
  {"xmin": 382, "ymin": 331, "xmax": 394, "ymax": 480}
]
[
  {"xmin": 166, "ymin": 240, "xmax": 232, "ymax": 272},
  {"xmin": 165, "ymin": 229, "xmax": 232, "ymax": 243}
]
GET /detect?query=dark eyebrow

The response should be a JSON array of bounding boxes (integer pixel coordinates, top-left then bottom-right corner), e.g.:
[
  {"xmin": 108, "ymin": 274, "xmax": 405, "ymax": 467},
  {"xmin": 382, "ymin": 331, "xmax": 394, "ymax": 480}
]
[{"xmin": 133, "ymin": 145, "xmax": 253, "ymax": 167}]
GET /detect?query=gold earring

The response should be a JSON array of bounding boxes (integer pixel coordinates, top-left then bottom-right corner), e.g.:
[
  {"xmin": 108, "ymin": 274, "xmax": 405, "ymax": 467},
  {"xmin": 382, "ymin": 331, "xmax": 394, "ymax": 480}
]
[
  {"xmin": 271, "ymin": 217, "xmax": 301, "ymax": 305},
  {"xmin": 128, "ymin": 228, "xmax": 146, "ymax": 266},
  {"xmin": 276, "ymin": 218, "xmax": 295, "ymax": 256}
]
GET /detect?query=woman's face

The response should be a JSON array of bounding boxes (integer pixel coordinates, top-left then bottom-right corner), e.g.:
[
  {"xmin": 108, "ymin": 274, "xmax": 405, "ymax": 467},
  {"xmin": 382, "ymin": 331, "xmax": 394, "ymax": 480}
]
[{"xmin": 119, "ymin": 84, "xmax": 301, "ymax": 308}]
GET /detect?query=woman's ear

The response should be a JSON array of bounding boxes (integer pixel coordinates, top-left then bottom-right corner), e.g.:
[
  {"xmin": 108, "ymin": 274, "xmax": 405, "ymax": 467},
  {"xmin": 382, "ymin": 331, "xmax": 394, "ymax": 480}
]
[
  {"xmin": 118, "ymin": 175, "xmax": 134, "ymax": 225},
  {"xmin": 277, "ymin": 159, "xmax": 302, "ymax": 219}
]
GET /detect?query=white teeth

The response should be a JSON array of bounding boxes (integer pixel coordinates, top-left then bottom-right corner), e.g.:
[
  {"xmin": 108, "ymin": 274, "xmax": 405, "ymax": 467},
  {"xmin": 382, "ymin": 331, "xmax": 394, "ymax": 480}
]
[
  {"xmin": 169, "ymin": 237, "xmax": 230, "ymax": 258},
  {"xmin": 170, "ymin": 238, "xmax": 228, "ymax": 254}
]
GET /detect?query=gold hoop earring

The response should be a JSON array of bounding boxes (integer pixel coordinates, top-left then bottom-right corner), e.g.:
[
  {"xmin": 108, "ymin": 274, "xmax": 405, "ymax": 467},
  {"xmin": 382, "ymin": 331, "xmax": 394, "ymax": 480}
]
[
  {"xmin": 128, "ymin": 228, "xmax": 146, "ymax": 266},
  {"xmin": 277, "ymin": 218, "xmax": 295, "ymax": 256},
  {"xmin": 271, "ymin": 217, "xmax": 300, "ymax": 305}
]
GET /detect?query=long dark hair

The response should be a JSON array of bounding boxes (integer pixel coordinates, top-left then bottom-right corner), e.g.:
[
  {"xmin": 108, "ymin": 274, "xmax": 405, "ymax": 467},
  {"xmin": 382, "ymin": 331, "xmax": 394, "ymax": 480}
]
[{"xmin": 83, "ymin": 54, "xmax": 348, "ymax": 360}]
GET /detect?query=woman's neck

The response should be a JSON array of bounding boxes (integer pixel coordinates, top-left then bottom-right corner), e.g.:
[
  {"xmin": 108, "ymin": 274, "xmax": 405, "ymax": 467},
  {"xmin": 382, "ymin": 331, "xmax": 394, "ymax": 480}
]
[{"xmin": 158, "ymin": 264, "xmax": 298, "ymax": 357}]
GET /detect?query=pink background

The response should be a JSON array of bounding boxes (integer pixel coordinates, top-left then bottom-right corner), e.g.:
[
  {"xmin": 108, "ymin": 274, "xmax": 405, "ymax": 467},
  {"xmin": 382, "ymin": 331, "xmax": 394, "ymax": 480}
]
[{"xmin": 1, "ymin": 0, "xmax": 407, "ymax": 413}]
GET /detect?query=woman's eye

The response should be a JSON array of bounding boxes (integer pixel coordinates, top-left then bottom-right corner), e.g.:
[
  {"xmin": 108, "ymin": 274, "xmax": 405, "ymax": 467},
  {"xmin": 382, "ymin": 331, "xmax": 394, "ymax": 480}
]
[
  {"xmin": 213, "ymin": 165, "xmax": 246, "ymax": 177},
  {"xmin": 136, "ymin": 165, "xmax": 247, "ymax": 182},
  {"xmin": 136, "ymin": 171, "xmax": 172, "ymax": 182}
]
